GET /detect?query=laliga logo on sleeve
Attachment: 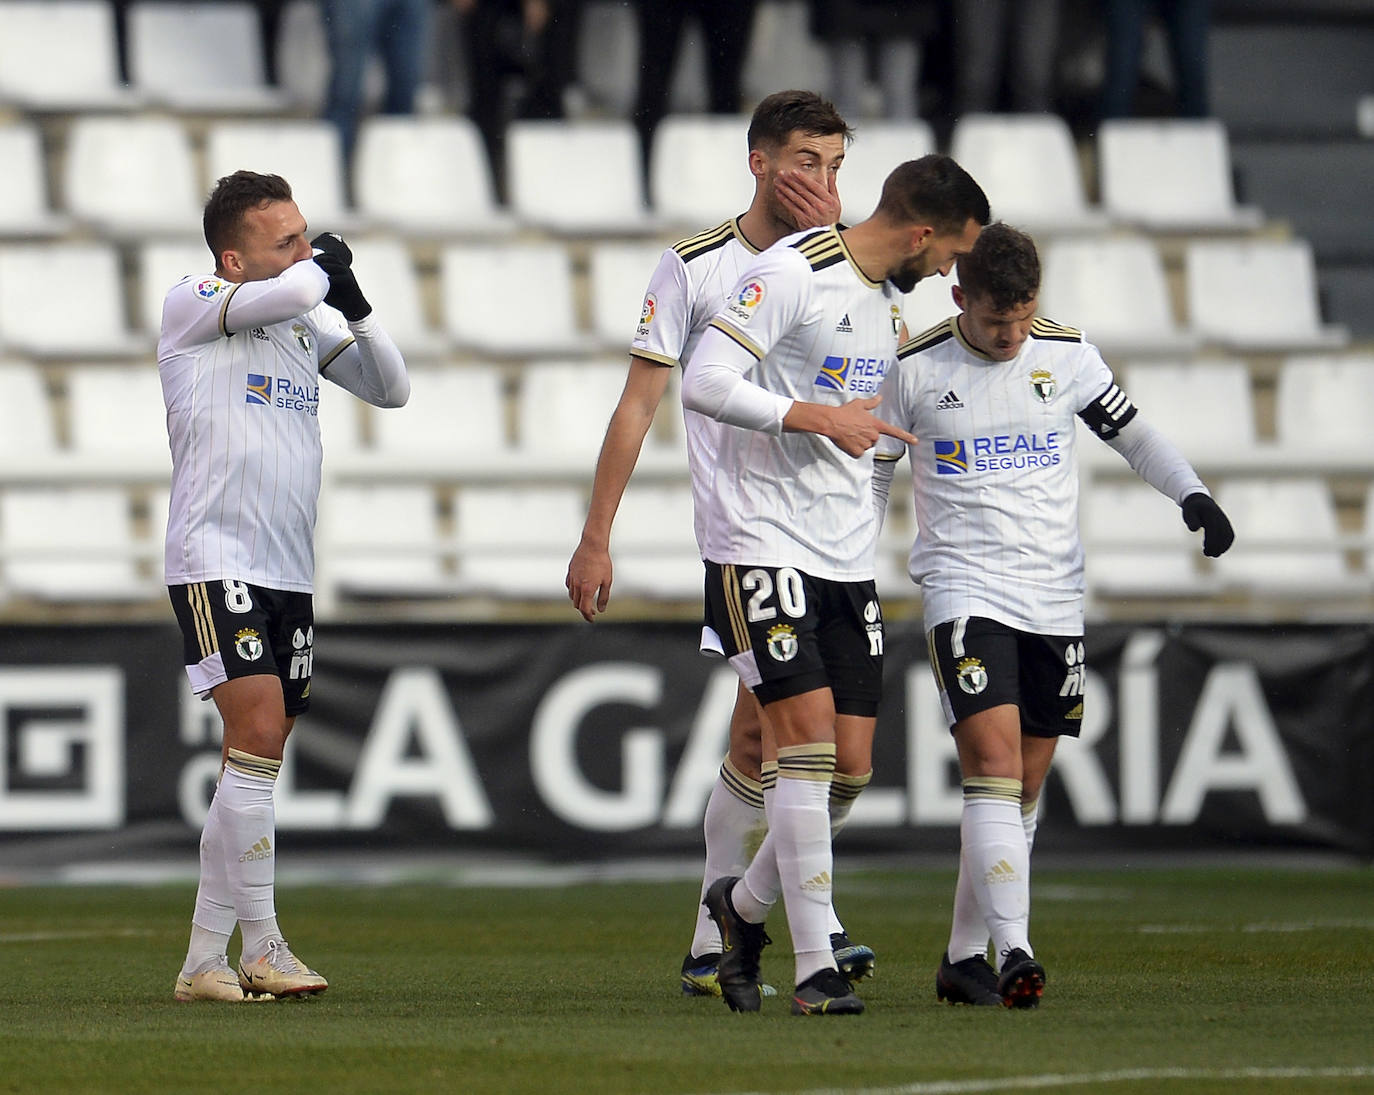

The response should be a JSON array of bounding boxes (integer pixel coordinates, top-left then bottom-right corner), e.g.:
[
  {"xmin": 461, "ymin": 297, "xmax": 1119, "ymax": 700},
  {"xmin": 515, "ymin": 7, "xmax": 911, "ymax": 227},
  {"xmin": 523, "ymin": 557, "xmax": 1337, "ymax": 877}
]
[
  {"xmin": 636, "ymin": 293, "xmax": 656, "ymax": 338},
  {"xmin": 194, "ymin": 278, "xmax": 226, "ymax": 300},
  {"xmin": 726, "ymin": 279, "xmax": 765, "ymax": 324}
]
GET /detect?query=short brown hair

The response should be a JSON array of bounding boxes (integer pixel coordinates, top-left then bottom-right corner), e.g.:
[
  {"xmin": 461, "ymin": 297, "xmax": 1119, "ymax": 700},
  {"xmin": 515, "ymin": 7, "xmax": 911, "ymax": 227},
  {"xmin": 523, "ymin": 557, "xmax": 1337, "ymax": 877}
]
[
  {"xmin": 202, "ymin": 170, "xmax": 294, "ymax": 260},
  {"xmin": 747, "ymin": 90, "xmax": 853, "ymax": 154},
  {"xmin": 873, "ymin": 154, "xmax": 990, "ymax": 236},
  {"xmin": 956, "ymin": 222, "xmax": 1041, "ymax": 313}
]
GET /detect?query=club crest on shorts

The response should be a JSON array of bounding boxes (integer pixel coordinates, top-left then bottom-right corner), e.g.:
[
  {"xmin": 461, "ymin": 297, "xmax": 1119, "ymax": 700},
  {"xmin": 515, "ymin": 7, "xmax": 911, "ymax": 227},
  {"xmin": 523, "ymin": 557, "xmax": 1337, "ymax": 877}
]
[
  {"xmin": 766, "ymin": 623, "xmax": 798, "ymax": 662},
  {"xmin": 234, "ymin": 628, "xmax": 264, "ymax": 662},
  {"xmin": 1030, "ymin": 368, "xmax": 1057, "ymax": 403},
  {"xmin": 956, "ymin": 656, "xmax": 988, "ymax": 694}
]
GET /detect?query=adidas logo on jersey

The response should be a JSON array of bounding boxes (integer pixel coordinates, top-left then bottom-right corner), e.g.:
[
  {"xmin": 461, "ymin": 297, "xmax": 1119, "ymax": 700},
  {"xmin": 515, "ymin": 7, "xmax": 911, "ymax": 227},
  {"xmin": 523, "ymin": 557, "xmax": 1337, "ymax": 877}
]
[
  {"xmin": 936, "ymin": 389, "xmax": 964, "ymax": 410},
  {"xmin": 835, "ymin": 313, "xmax": 853, "ymax": 332}
]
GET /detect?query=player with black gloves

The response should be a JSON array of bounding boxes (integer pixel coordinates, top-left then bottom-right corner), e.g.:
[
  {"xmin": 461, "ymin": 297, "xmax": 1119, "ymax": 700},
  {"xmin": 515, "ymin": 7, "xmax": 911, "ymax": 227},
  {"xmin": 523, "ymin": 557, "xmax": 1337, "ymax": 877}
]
[
  {"xmin": 872, "ymin": 222, "xmax": 1233, "ymax": 1011},
  {"xmin": 161, "ymin": 171, "xmax": 408, "ymax": 1003}
]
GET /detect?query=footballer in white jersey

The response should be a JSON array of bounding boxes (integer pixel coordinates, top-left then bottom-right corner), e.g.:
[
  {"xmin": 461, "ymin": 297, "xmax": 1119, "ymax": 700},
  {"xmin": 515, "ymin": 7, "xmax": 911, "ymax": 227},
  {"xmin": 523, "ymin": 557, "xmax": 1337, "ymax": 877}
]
[
  {"xmin": 872, "ymin": 223, "xmax": 1232, "ymax": 1011},
  {"xmin": 694, "ymin": 225, "xmax": 906, "ymax": 582}
]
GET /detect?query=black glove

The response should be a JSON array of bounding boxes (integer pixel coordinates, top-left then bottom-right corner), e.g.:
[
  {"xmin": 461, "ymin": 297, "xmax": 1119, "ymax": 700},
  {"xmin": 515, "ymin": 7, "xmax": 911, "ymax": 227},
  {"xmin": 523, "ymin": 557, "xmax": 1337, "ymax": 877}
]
[
  {"xmin": 310, "ymin": 231, "xmax": 353, "ymax": 266},
  {"xmin": 313, "ymin": 250, "xmax": 372, "ymax": 322},
  {"xmin": 1181, "ymin": 492, "xmax": 1234, "ymax": 558}
]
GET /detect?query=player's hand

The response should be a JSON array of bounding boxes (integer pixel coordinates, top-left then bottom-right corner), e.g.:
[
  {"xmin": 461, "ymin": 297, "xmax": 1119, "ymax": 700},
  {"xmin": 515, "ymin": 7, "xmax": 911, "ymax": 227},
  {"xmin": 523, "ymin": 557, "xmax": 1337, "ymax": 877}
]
[
  {"xmin": 313, "ymin": 250, "xmax": 373, "ymax": 321},
  {"xmin": 824, "ymin": 395, "xmax": 917, "ymax": 457},
  {"xmin": 566, "ymin": 541, "xmax": 613, "ymax": 621},
  {"xmin": 775, "ymin": 169, "xmax": 843, "ymax": 229},
  {"xmin": 311, "ymin": 231, "xmax": 353, "ymax": 266},
  {"xmin": 1181, "ymin": 492, "xmax": 1234, "ymax": 557}
]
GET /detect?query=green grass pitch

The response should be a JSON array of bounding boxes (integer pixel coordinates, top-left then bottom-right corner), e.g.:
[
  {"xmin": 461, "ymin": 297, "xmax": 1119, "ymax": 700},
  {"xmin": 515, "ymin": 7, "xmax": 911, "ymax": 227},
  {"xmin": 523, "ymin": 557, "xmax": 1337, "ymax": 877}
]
[{"xmin": 1, "ymin": 865, "xmax": 1372, "ymax": 1094}]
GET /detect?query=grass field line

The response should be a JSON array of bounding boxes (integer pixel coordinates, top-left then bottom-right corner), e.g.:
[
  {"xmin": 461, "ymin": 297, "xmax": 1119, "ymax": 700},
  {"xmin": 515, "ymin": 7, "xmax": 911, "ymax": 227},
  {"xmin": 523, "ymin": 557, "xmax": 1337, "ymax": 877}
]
[
  {"xmin": 0, "ymin": 927, "xmax": 157, "ymax": 944},
  {"xmin": 727, "ymin": 1065, "xmax": 1374, "ymax": 1095},
  {"xmin": 1139, "ymin": 917, "xmax": 1374, "ymax": 934}
]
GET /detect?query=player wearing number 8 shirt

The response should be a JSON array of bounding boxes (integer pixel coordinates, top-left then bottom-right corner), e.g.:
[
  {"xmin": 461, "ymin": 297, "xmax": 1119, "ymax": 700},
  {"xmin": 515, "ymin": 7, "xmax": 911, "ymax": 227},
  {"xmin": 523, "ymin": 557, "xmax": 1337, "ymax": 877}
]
[
  {"xmin": 683, "ymin": 154, "xmax": 989, "ymax": 1014},
  {"xmin": 872, "ymin": 223, "xmax": 1234, "ymax": 1009},
  {"xmin": 160, "ymin": 170, "xmax": 410, "ymax": 1002}
]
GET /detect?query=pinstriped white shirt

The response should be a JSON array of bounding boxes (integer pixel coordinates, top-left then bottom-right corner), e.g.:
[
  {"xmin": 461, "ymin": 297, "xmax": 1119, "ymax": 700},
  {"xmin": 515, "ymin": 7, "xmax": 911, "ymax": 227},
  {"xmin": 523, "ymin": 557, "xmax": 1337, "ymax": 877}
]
[{"xmin": 158, "ymin": 259, "xmax": 354, "ymax": 592}]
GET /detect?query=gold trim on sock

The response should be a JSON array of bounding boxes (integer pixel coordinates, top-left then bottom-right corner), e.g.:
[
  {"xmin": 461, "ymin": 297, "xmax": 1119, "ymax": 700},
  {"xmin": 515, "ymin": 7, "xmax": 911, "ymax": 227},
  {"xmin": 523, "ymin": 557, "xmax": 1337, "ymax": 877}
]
[
  {"xmin": 962, "ymin": 775, "xmax": 1022, "ymax": 804},
  {"xmin": 225, "ymin": 748, "xmax": 282, "ymax": 782},
  {"xmin": 720, "ymin": 757, "xmax": 766, "ymax": 809},
  {"xmin": 776, "ymin": 742, "xmax": 837, "ymax": 782}
]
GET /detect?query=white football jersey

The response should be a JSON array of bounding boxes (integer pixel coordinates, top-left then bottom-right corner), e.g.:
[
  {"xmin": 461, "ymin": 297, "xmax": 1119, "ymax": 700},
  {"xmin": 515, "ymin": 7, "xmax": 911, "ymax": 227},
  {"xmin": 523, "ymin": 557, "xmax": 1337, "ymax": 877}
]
[
  {"xmin": 876, "ymin": 315, "xmax": 1137, "ymax": 633},
  {"xmin": 630, "ymin": 218, "xmax": 762, "ymax": 553},
  {"xmin": 696, "ymin": 226, "xmax": 906, "ymax": 580},
  {"xmin": 159, "ymin": 260, "xmax": 354, "ymax": 593}
]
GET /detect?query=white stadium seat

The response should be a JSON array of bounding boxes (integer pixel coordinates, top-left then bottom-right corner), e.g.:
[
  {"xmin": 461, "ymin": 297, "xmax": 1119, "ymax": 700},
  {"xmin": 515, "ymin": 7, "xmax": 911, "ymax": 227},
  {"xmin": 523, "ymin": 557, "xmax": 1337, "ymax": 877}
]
[
  {"xmin": 1185, "ymin": 239, "xmax": 1348, "ymax": 352},
  {"xmin": 836, "ymin": 120, "xmax": 936, "ymax": 226},
  {"xmin": 950, "ymin": 113, "xmax": 1108, "ymax": 233},
  {"xmin": 205, "ymin": 121, "xmax": 353, "ymax": 231},
  {"xmin": 1039, "ymin": 236, "xmax": 1196, "ymax": 357},
  {"xmin": 0, "ymin": 487, "xmax": 158, "ymax": 601},
  {"xmin": 320, "ymin": 484, "xmax": 452, "ymax": 598},
  {"xmin": 439, "ymin": 244, "xmax": 587, "ymax": 357},
  {"xmin": 1210, "ymin": 477, "xmax": 1351, "ymax": 594},
  {"xmin": 63, "ymin": 364, "xmax": 172, "ymax": 473},
  {"xmin": 507, "ymin": 120, "xmax": 654, "ymax": 235},
  {"xmin": 588, "ymin": 241, "xmax": 673, "ymax": 350},
  {"xmin": 514, "ymin": 359, "xmax": 633, "ymax": 464},
  {"xmin": 1118, "ymin": 360, "xmax": 1256, "ymax": 455},
  {"xmin": 0, "ymin": 243, "xmax": 148, "ymax": 359},
  {"xmin": 353, "ymin": 116, "xmax": 513, "ymax": 237},
  {"xmin": 128, "ymin": 1, "xmax": 291, "ymax": 113},
  {"xmin": 0, "ymin": 1, "xmax": 143, "ymax": 111},
  {"xmin": 0, "ymin": 360, "xmax": 57, "ymax": 468},
  {"xmin": 1273, "ymin": 354, "xmax": 1374, "ymax": 461},
  {"xmin": 0, "ymin": 123, "xmax": 70, "ymax": 238},
  {"xmin": 369, "ymin": 363, "xmax": 510, "ymax": 464},
  {"xmin": 1082, "ymin": 480, "xmax": 1210, "ymax": 598},
  {"xmin": 453, "ymin": 485, "xmax": 586, "ymax": 598},
  {"xmin": 137, "ymin": 242, "xmax": 216, "ymax": 335},
  {"xmin": 650, "ymin": 115, "xmax": 753, "ymax": 228},
  {"xmin": 1098, "ymin": 118, "xmax": 1262, "ymax": 232},
  {"xmin": 63, "ymin": 115, "xmax": 201, "ymax": 237}
]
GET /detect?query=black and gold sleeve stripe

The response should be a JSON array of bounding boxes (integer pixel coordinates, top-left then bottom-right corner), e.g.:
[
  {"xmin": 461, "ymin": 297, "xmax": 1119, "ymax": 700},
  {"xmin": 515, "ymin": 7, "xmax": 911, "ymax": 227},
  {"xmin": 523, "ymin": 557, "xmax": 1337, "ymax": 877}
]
[
  {"xmin": 898, "ymin": 317, "xmax": 956, "ymax": 359},
  {"xmin": 673, "ymin": 220, "xmax": 737, "ymax": 263},
  {"xmin": 1030, "ymin": 316, "xmax": 1083, "ymax": 343},
  {"xmin": 217, "ymin": 283, "xmax": 242, "ymax": 338},
  {"xmin": 318, "ymin": 335, "xmax": 355, "ymax": 373},
  {"xmin": 707, "ymin": 318, "xmax": 764, "ymax": 360}
]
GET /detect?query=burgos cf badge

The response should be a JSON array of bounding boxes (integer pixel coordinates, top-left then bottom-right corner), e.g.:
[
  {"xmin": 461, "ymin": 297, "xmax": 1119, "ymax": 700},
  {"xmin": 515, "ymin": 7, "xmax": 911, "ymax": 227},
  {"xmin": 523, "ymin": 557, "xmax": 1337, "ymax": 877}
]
[
  {"xmin": 725, "ymin": 279, "xmax": 765, "ymax": 325},
  {"xmin": 636, "ymin": 292, "xmax": 656, "ymax": 338},
  {"xmin": 1030, "ymin": 368, "xmax": 1057, "ymax": 403},
  {"xmin": 234, "ymin": 628, "xmax": 264, "ymax": 662},
  {"xmin": 890, "ymin": 304, "xmax": 903, "ymax": 338},
  {"xmin": 766, "ymin": 624, "xmax": 798, "ymax": 663},
  {"xmin": 956, "ymin": 656, "xmax": 988, "ymax": 695},
  {"xmin": 292, "ymin": 322, "xmax": 314, "ymax": 356}
]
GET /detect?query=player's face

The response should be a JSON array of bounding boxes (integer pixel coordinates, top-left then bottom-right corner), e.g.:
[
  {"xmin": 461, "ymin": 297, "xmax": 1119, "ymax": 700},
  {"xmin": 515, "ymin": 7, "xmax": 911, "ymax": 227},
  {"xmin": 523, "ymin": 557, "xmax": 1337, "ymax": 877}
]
[
  {"xmin": 956, "ymin": 288, "xmax": 1038, "ymax": 361},
  {"xmin": 762, "ymin": 130, "xmax": 846, "ymax": 230},
  {"xmin": 888, "ymin": 217, "xmax": 983, "ymax": 293},
  {"xmin": 223, "ymin": 200, "xmax": 311, "ymax": 283}
]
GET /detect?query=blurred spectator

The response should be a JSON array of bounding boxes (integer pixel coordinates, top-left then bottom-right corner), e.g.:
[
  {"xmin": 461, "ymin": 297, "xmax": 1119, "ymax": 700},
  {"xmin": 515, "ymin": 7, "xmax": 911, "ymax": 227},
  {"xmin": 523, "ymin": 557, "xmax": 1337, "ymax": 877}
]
[
  {"xmin": 632, "ymin": 0, "xmax": 758, "ymax": 174},
  {"xmin": 1099, "ymin": 0, "xmax": 1211, "ymax": 119},
  {"xmin": 952, "ymin": 0, "xmax": 1061, "ymax": 116},
  {"xmin": 321, "ymin": 0, "xmax": 435, "ymax": 166},
  {"xmin": 454, "ymin": 0, "xmax": 583, "ymax": 203},
  {"xmin": 807, "ymin": 2, "xmax": 939, "ymax": 121}
]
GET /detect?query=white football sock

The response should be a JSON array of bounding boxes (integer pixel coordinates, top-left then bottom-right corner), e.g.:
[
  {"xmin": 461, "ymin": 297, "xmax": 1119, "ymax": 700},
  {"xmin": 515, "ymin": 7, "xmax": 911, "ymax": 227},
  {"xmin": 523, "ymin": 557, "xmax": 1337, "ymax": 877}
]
[
  {"xmin": 960, "ymin": 777, "xmax": 1032, "ymax": 960},
  {"xmin": 1022, "ymin": 795, "xmax": 1040, "ymax": 851},
  {"xmin": 773, "ymin": 744, "xmax": 837, "ymax": 986},
  {"xmin": 182, "ymin": 788, "xmax": 237, "ymax": 974},
  {"xmin": 219, "ymin": 749, "xmax": 282, "ymax": 961},
  {"xmin": 826, "ymin": 770, "xmax": 870, "ymax": 936},
  {"xmin": 690, "ymin": 759, "xmax": 766, "ymax": 958},
  {"xmin": 732, "ymin": 761, "xmax": 779, "ymax": 924}
]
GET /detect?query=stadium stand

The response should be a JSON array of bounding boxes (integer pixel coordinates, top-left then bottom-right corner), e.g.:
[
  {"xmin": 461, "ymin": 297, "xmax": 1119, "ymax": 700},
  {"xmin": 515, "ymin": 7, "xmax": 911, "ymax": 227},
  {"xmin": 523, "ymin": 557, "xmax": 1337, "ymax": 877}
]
[{"xmin": 0, "ymin": 0, "xmax": 1370, "ymax": 620}]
